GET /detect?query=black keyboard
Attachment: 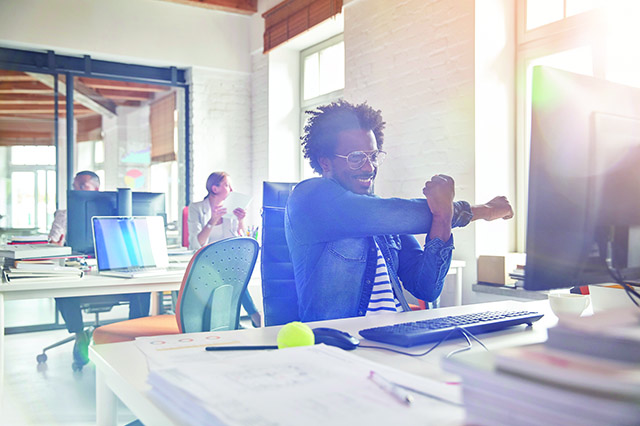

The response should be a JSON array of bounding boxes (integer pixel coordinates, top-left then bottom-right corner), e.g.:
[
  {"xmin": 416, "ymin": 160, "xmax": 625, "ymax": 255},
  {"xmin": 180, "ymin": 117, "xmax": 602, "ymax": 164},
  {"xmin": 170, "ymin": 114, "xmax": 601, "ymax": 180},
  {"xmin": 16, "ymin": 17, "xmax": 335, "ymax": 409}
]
[{"xmin": 359, "ymin": 310, "xmax": 544, "ymax": 347}]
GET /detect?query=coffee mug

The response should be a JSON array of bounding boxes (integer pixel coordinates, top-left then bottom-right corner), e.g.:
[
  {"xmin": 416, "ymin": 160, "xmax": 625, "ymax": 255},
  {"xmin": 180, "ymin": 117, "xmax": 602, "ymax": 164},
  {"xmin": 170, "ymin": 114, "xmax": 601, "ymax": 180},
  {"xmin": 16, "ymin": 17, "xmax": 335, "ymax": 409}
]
[{"xmin": 548, "ymin": 293, "xmax": 590, "ymax": 317}]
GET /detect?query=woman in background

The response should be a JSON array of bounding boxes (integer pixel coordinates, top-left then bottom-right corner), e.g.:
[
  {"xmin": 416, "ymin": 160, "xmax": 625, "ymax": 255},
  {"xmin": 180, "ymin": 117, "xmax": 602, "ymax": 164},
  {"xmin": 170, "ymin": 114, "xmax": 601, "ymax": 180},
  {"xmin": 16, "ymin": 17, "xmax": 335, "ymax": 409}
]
[{"xmin": 188, "ymin": 171, "xmax": 261, "ymax": 327}]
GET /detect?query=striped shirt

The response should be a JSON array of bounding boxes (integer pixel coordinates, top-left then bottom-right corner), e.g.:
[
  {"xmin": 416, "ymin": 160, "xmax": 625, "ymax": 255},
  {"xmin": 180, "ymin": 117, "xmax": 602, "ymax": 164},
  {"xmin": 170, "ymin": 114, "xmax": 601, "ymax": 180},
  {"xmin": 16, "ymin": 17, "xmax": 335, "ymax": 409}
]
[{"xmin": 366, "ymin": 241, "xmax": 401, "ymax": 315}]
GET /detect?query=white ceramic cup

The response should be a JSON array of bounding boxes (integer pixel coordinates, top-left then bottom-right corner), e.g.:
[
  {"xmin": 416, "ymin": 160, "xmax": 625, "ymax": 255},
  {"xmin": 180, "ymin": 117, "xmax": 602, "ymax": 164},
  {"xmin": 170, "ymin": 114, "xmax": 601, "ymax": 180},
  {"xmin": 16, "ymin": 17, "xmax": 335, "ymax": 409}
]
[{"xmin": 548, "ymin": 293, "xmax": 590, "ymax": 317}]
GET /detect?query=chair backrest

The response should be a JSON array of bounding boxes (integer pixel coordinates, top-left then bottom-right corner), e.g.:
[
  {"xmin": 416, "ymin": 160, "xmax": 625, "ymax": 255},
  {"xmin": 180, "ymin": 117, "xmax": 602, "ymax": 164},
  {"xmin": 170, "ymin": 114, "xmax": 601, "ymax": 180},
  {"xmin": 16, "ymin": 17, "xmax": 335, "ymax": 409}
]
[
  {"xmin": 182, "ymin": 205, "xmax": 189, "ymax": 248},
  {"xmin": 261, "ymin": 182, "xmax": 298, "ymax": 326},
  {"xmin": 175, "ymin": 237, "xmax": 259, "ymax": 333}
]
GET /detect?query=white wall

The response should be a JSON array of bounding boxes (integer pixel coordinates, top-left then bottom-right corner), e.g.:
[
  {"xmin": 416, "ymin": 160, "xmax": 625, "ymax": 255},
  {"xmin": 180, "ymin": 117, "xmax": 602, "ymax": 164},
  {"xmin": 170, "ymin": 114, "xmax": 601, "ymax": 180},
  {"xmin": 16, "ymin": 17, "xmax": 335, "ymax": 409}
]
[
  {"xmin": 190, "ymin": 67, "xmax": 254, "ymax": 221},
  {"xmin": 342, "ymin": 0, "xmax": 478, "ymax": 303},
  {"xmin": 0, "ymin": 0, "xmax": 251, "ymax": 72},
  {"xmin": 475, "ymin": 0, "xmax": 516, "ymax": 257}
]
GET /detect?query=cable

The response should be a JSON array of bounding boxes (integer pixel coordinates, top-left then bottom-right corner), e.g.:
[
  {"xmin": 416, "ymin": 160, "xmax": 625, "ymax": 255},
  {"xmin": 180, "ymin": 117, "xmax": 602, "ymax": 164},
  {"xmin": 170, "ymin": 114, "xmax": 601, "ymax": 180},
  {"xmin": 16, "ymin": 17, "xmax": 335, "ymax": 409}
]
[
  {"xmin": 358, "ymin": 327, "xmax": 460, "ymax": 357},
  {"xmin": 458, "ymin": 328, "xmax": 489, "ymax": 352},
  {"xmin": 445, "ymin": 328, "xmax": 471, "ymax": 358}
]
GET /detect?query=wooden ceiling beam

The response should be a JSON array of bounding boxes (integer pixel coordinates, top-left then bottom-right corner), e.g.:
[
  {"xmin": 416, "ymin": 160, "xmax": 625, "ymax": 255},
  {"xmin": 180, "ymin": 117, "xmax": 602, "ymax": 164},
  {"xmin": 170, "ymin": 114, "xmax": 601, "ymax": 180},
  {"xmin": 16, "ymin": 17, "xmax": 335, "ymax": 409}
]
[
  {"xmin": 158, "ymin": 0, "xmax": 256, "ymax": 14},
  {"xmin": 0, "ymin": 130, "xmax": 52, "ymax": 139},
  {"xmin": 94, "ymin": 89, "xmax": 152, "ymax": 101},
  {"xmin": 79, "ymin": 78, "xmax": 170, "ymax": 93},
  {"xmin": 28, "ymin": 73, "xmax": 117, "ymax": 118}
]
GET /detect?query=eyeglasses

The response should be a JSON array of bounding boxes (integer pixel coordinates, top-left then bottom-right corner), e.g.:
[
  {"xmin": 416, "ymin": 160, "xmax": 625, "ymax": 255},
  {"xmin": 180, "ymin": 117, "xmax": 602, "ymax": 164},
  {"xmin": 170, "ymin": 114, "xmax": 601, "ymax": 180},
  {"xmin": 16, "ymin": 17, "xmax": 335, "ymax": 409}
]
[{"xmin": 334, "ymin": 150, "xmax": 387, "ymax": 170}]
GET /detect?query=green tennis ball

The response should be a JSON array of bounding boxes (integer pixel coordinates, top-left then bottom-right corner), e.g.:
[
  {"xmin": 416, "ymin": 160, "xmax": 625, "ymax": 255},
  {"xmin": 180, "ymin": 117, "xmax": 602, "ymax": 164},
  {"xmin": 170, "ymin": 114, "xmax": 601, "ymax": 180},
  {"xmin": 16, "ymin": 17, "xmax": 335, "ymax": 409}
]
[{"xmin": 277, "ymin": 321, "xmax": 315, "ymax": 349}]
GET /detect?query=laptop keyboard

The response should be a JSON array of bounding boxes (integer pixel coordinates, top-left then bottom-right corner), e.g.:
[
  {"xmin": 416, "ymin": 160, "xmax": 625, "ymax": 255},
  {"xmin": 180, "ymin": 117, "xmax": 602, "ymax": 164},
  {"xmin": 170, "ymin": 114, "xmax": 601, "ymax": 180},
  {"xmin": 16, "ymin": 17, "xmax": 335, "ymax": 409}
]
[{"xmin": 359, "ymin": 310, "xmax": 544, "ymax": 347}]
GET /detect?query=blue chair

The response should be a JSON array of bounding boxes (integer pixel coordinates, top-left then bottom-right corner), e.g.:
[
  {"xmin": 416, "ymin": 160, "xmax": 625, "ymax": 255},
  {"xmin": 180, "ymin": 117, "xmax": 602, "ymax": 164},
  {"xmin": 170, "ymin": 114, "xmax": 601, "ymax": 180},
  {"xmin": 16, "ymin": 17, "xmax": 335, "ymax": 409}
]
[
  {"xmin": 93, "ymin": 237, "xmax": 260, "ymax": 344},
  {"xmin": 260, "ymin": 182, "xmax": 298, "ymax": 326}
]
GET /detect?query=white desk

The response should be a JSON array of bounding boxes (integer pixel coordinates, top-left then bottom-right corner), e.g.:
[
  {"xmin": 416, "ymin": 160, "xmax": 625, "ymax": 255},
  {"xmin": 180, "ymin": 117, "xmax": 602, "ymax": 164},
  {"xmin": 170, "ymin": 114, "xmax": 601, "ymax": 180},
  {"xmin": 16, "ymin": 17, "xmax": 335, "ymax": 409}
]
[
  {"xmin": 90, "ymin": 299, "xmax": 554, "ymax": 426},
  {"xmin": 0, "ymin": 270, "xmax": 184, "ymax": 397},
  {"xmin": 448, "ymin": 259, "xmax": 465, "ymax": 306}
]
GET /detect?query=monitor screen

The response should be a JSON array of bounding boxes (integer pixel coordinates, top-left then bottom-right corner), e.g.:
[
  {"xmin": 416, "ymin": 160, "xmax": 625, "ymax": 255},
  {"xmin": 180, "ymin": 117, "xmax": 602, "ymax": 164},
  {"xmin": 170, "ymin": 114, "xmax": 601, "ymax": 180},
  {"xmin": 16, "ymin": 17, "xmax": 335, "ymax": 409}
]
[
  {"xmin": 524, "ymin": 66, "xmax": 640, "ymax": 292},
  {"xmin": 66, "ymin": 191, "xmax": 117, "ymax": 255},
  {"xmin": 66, "ymin": 189, "xmax": 166, "ymax": 255},
  {"xmin": 92, "ymin": 216, "xmax": 168, "ymax": 271}
]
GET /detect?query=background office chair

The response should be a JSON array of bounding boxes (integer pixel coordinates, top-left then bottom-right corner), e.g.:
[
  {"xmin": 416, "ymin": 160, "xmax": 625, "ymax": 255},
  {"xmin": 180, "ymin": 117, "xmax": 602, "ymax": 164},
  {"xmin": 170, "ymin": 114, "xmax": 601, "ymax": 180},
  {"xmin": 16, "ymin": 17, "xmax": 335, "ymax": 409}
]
[
  {"xmin": 37, "ymin": 296, "xmax": 128, "ymax": 370},
  {"xmin": 260, "ymin": 182, "xmax": 298, "ymax": 326},
  {"xmin": 92, "ymin": 237, "xmax": 260, "ymax": 344}
]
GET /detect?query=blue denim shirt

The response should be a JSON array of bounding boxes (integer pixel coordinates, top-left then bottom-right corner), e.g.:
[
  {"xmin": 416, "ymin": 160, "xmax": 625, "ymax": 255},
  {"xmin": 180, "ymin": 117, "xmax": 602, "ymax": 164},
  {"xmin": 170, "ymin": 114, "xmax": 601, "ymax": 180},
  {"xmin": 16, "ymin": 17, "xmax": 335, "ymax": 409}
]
[{"xmin": 284, "ymin": 178, "xmax": 472, "ymax": 322}]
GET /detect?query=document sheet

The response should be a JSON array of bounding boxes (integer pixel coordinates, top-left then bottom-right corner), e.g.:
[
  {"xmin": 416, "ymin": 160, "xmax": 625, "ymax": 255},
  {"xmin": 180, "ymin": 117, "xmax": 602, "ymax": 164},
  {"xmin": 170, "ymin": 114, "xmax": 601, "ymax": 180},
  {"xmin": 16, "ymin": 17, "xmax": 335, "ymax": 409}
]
[{"xmin": 145, "ymin": 344, "xmax": 463, "ymax": 426}]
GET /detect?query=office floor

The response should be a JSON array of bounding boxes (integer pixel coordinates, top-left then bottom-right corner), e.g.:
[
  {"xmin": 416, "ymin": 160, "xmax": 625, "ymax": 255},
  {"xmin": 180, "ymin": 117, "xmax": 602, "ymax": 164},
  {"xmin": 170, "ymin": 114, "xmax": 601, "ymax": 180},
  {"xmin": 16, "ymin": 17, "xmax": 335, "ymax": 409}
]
[
  {"xmin": 3, "ymin": 328, "xmax": 136, "ymax": 425},
  {"xmin": 2, "ymin": 301, "xmax": 255, "ymax": 426}
]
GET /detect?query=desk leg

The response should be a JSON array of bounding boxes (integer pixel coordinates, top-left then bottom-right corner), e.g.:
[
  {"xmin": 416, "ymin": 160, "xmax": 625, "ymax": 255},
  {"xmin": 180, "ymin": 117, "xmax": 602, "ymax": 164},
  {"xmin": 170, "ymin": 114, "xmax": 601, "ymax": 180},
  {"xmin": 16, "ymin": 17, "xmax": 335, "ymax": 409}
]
[
  {"xmin": 454, "ymin": 267, "xmax": 463, "ymax": 306},
  {"xmin": 96, "ymin": 368, "xmax": 117, "ymax": 426}
]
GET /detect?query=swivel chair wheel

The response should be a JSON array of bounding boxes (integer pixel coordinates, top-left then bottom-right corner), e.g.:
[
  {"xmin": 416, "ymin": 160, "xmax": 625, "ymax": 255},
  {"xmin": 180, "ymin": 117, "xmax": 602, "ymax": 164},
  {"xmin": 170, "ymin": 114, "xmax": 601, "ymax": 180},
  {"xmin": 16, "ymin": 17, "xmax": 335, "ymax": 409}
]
[
  {"xmin": 36, "ymin": 353, "xmax": 47, "ymax": 364},
  {"xmin": 71, "ymin": 361, "xmax": 84, "ymax": 372}
]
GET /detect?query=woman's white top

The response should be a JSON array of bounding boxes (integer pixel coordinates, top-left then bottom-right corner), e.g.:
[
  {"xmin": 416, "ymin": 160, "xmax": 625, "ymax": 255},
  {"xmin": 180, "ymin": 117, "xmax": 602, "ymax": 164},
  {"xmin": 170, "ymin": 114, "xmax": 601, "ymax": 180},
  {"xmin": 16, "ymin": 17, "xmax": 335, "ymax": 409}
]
[{"xmin": 187, "ymin": 198, "xmax": 238, "ymax": 250}]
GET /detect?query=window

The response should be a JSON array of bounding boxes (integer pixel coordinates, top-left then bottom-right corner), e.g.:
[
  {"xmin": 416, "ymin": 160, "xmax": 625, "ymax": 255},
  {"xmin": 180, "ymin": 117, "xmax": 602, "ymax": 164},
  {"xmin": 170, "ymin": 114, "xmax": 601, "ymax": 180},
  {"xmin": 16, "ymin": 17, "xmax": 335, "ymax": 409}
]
[
  {"xmin": 300, "ymin": 34, "xmax": 345, "ymax": 179},
  {"xmin": 6, "ymin": 146, "xmax": 57, "ymax": 232},
  {"xmin": 515, "ymin": 1, "xmax": 640, "ymax": 250}
]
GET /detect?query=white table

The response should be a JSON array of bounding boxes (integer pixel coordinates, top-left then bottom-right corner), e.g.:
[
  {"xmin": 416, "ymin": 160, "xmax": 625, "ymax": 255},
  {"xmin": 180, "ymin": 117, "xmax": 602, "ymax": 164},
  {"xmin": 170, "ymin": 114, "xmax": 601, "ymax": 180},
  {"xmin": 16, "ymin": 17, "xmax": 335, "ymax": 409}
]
[
  {"xmin": 448, "ymin": 259, "xmax": 465, "ymax": 306},
  {"xmin": 0, "ymin": 270, "xmax": 185, "ymax": 397},
  {"xmin": 90, "ymin": 299, "xmax": 554, "ymax": 426}
]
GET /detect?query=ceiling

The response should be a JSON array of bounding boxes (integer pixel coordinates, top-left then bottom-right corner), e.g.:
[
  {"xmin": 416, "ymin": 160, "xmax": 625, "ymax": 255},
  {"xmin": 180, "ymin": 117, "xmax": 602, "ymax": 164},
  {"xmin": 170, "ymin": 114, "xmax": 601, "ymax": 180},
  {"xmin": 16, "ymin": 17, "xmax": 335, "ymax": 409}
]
[
  {"xmin": 0, "ymin": 70, "xmax": 173, "ymax": 146},
  {"xmin": 159, "ymin": 0, "xmax": 257, "ymax": 14}
]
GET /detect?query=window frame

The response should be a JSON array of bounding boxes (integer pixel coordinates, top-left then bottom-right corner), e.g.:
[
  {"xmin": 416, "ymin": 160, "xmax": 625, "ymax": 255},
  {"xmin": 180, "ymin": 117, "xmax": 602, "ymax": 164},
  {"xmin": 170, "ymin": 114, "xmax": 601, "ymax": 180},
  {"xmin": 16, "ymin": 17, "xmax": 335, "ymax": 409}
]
[
  {"xmin": 515, "ymin": 1, "xmax": 604, "ymax": 250},
  {"xmin": 299, "ymin": 33, "xmax": 345, "ymax": 179}
]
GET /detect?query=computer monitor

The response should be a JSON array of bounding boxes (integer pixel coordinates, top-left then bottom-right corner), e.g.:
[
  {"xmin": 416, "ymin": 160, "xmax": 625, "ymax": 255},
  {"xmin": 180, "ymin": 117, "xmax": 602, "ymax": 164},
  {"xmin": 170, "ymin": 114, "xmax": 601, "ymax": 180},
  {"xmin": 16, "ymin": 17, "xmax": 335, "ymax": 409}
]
[
  {"xmin": 66, "ymin": 189, "xmax": 166, "ymax": 255},
  {"xmin": 524, "ymin": 66, "xmax": 640, "ymax": 296}
]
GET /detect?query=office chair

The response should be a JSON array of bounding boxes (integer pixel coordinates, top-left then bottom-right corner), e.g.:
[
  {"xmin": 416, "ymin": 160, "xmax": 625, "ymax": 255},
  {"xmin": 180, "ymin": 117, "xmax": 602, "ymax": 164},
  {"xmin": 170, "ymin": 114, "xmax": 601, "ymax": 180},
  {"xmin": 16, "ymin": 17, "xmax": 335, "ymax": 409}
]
[
  {"xmin": 37, "ymin": 296, "xmax": 128, "ymax": 370},
  {"xmin": 92, "ymin": 237, "xmax": 260, "ymax": 344},
  {"xmin": 260, "ymin": 182, "xmax": 299, "ymax": 326}
]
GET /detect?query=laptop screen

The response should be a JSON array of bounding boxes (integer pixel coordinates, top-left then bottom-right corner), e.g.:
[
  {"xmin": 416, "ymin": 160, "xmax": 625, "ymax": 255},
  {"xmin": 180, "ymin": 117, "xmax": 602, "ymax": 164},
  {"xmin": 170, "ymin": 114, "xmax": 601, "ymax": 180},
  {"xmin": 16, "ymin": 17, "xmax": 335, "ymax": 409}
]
[{"xmin": 92, "ymin": 216, "xmax": 169, "ymax": 271}]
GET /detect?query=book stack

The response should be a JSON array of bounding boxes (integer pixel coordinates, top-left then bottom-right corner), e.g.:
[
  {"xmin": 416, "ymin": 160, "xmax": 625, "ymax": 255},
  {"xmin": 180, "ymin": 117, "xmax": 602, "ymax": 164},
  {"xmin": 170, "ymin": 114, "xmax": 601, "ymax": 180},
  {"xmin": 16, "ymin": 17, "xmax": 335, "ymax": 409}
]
[
  {"xmin": 2, "ymin": 262, "xmax": 84, "ymax": 283},
  {"xmin": 0, "ymin": 243, "xmax": 72, "ymax": 260},
  {"xmin": 7, "ymin": 234, "xmax": 50, "ymax": 245},
  {"xmin": 508, "ymin": 265, "xmax": 525, "ymax": 288},
  {"xmin": 443, "ymin": 307, "xmax": 640, "ymax": 425},
  {"xmin": 0, "ymin": 243, "xmax": 84, "ymax": 283}
]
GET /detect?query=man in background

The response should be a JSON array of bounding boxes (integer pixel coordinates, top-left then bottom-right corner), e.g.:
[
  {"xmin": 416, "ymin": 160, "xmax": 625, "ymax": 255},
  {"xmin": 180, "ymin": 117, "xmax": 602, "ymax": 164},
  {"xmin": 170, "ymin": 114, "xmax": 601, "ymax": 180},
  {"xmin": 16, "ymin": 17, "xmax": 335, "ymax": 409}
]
[{"xmin": 50, "ymin": 171, "xmax": 150, "ymax": 367}]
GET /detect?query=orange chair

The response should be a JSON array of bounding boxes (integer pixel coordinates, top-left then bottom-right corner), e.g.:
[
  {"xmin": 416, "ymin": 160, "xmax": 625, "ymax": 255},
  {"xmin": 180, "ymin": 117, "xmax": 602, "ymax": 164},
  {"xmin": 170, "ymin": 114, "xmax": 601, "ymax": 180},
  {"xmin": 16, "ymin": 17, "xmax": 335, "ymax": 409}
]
[{"xmin": 93, "ymin": 237, "xmax": 260, "ymax": 344}]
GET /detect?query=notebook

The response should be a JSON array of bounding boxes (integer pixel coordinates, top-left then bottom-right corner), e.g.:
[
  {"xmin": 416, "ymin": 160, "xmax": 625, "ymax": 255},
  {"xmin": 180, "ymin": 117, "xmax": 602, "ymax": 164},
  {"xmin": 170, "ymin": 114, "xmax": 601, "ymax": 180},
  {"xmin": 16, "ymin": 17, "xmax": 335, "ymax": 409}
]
[{"xmin": 92, "ymin": 216, "xmax": 171, "ymax": 278}]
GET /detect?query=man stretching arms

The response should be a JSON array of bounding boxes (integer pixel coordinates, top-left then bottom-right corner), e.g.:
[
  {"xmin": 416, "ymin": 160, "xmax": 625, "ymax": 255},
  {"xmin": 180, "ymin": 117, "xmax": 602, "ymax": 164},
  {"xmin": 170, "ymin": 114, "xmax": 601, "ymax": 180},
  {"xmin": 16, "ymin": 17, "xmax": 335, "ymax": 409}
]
[{"xmin": 285, "ymin": 101, "xmax": 513, "ymax": 322}]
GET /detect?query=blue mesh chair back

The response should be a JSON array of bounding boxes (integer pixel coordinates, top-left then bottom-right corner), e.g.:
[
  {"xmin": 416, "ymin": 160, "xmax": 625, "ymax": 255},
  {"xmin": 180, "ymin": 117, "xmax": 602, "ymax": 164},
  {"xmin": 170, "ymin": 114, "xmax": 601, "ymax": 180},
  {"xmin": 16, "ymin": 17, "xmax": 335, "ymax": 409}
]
[
  {"xmin": 176, "ymin": 237, "xmax": 260, "ymax": 332},
  {"xmin": 261, "ymin": 182, "xmax": 299, "ymax": 326}
]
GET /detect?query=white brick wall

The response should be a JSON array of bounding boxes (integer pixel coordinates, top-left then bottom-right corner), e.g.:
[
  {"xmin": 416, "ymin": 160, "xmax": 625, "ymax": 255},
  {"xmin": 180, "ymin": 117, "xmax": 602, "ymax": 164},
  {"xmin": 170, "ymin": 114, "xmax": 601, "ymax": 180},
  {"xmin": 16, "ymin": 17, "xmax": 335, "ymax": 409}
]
[
  {"xmin": 250, "ymin": 51, "xmax": 270, "ymax": 216},
  {"xmin": 343, "ymin": 0, "xmax": 478, "ymax": 303},
  {"xmin": 189, "ymin": 67, "xmax": 255, "ymax": 222}
]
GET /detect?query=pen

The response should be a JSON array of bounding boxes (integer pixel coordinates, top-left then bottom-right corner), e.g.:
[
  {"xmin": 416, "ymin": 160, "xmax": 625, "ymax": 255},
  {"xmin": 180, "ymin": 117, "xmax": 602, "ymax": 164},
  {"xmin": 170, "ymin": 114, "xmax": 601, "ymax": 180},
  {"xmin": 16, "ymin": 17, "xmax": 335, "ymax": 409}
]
[
  {"xmin": 205, "ymin": 345, "xmax": 278, "ymax": 351},
  {"xmin": 368, "ymin": 370, "xmax": 413, "ymax": 405}
]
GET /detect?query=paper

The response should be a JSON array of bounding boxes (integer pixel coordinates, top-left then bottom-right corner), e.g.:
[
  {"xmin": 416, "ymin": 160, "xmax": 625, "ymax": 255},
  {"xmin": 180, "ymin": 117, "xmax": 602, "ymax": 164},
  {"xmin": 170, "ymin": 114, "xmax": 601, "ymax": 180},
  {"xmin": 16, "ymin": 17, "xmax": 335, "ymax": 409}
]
[
  {"xmin": 146, "ymin": 344, "xmax": 463, "ymax": 426},
  {"xmin": 135, "ymin": 331, "xmax": 250, "ymax": 369},
  {"xmin": 221, "ymin": 192, "xmax": 252, "ymax": 219}
]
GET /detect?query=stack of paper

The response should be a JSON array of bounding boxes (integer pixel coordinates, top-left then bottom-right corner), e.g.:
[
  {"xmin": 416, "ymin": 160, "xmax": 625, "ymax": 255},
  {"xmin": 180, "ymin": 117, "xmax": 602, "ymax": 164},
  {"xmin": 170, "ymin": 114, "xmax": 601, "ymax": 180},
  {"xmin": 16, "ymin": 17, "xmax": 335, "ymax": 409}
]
[
  {"xmin": 443, "ymin": 308, "xmax": 640, "ymax": 425},
  {"xmin": 144, "ymin": 344, "xmax": 463, "ymax": 426},
  {"xmin": 0, "ymin": 243, "xmax": 71, "ymax": 260},
  {"xmin": 2, "ymin": 263, "xmax": 84, "ymax": 283}
]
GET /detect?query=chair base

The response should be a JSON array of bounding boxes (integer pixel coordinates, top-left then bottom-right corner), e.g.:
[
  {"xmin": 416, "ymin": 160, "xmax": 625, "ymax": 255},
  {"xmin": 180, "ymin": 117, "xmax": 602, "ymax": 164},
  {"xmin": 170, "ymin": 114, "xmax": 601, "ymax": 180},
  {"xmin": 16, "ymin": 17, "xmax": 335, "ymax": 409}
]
[{"xmin": 36, "ymin": 326, "xmax": 95, "ymax": 370}]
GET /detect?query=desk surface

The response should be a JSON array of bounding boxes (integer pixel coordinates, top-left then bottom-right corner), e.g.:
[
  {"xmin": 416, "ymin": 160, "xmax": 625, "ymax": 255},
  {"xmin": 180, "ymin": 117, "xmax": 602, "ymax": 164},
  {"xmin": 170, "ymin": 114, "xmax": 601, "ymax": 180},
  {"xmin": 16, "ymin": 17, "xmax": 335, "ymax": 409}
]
[
  {"xmin": 90, "ymin": 299, "xmax": 554, "ymax": 426},
  {"xmin": 0, "ymin": 268, "xmax": 186, "ymax": 398},
  {"xmin": 0, "ymin": 270, "xmax": 185, "ymax": 300}
]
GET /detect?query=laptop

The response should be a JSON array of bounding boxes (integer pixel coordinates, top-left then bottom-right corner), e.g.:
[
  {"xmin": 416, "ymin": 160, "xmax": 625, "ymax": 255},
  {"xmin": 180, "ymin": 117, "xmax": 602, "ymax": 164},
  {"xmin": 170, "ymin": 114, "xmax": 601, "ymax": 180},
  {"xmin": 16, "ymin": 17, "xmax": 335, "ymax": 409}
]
[{"xmin": 92, "ymin": 216, "xmax": 172, "ymax": 278}]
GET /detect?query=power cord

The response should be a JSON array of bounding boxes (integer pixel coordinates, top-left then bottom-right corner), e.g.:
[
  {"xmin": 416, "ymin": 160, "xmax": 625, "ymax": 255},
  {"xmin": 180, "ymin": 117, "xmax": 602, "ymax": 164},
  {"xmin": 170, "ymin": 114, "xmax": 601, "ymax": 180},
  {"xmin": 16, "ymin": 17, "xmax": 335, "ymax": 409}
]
[{"xmin": 358, "ymin": 326, "xmax": 490, "ymax": 358}]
